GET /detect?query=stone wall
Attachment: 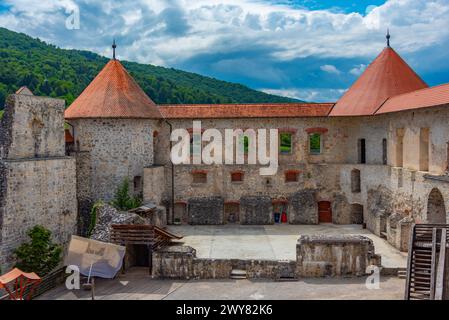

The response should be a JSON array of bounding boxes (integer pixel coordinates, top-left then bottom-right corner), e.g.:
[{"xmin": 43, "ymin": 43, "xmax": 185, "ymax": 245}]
[
  {"xmin": 289, "ymin": 190, "xmax": 318, "ymax": 224},
  {"xmin": 0, "ymin": 94, "xmax": 66, "ymax": 160},
  {"xmin": 69, "ymin": 118, "xmax": 159, "ymax": 203},
  {"xmin": 240, "ymin": 196, "xmax": 273, "ymax": 225},
  {"xmin": 296, "ymin": 235, "xmax": 381, "ymax": 277},
  {"xmin": 188, "ymin": 197, "xmax": 224, "ymax": 225},
  {"xmin": 0, "ymin": 92, "xmax": 77, "ymax": 271},
  {"xmin": 152, "ymin": 236, "xmax": 379, "ymax": 279},
  {"xmin": 152, "ymin": 245, "xmax": 296, "ymax": 280}
]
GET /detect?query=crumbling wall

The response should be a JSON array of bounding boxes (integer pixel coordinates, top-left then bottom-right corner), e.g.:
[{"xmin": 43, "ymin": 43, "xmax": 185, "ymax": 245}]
[
  {"xmin": 288, "ymin": 190, "xmax": 318, "ymax": 224},
  {"xmin": 332, "ymin": 194, "xmax": 352, "ymax": 224},
  {"xmin": 188, "ymin": 197, "xmax": 224, "ymax": 225},
  {"xmin": 240, "ymin": 196, "xmax": 273, "ymax": 225},
  {"xmin": 152, "ymin": 245, "xmax": 296, "ymax": 280},
  {"xmin": 296, "ymin": 235, "xmax": 381, "ymax": 277},
  {"xmin": 0, "ymin": 92, "xmax": 77, "ymax": 272}
]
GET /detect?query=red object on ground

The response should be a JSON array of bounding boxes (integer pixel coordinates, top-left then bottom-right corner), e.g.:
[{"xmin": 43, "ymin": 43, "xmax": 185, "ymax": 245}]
[
  {"xmin": 281, "ymin": 212, "xmax": 288, "ymax": 223},
  {"xmin": 0, "ymin": 268, "xmax": 41, "ymax": 300}
]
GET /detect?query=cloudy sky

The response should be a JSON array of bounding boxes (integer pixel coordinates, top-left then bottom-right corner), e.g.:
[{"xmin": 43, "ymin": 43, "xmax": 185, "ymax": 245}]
[{"xmin": 1, "ymin": 0, "xmax": 449, "ymax": 102}]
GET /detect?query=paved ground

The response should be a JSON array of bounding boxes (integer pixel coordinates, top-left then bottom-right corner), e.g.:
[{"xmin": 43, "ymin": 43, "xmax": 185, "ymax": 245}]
[
  {"xmin": 39, "ymin": 267, "xmax": 405, "ymax": 300},
  {"xmin": 169, "ymin": 224, "xmax": 408, "ymax": 268}
]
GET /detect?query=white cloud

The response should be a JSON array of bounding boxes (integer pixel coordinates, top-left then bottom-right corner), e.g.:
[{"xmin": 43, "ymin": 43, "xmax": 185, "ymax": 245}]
[
  {"xmin": 1, "ymin": 0, "xmax": 449, "ymax": 66},
  {"xmin": 261, "ymin": 88, "xmax": 346, "ymax": 102},
  {"xmin": 1, "ymin": 0, "xmax": 449, "ymax": 101},
  {"xmin": 349, "ymin": 64, "xmax": 367, "ymax": 76},
  {"xmin": 320, "ymin": 64, "xmax": 341, "ymax": 74}
]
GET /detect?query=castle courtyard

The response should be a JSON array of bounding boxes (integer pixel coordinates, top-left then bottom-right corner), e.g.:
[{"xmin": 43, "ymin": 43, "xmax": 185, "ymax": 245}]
[
  {"xmin": 38, "ymin": 267, "xmax": 405, "ymax": 300},
  {"xmin": 169, "ymin": 224, "xmax": 407, "ymax": 269}
]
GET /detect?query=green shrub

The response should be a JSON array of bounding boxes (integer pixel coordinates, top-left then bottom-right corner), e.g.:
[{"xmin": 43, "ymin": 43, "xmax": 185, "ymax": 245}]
[
  {"xmin": 111, "ymin": 178, "xmax": 142, "ymax": 211},
  {"xmin": 14, "ymin": 225, "xmax": 62, "ymax": 276},
  {"xmin": 87, "ymin": 201, "xmax": 104, "ymax": 237}
]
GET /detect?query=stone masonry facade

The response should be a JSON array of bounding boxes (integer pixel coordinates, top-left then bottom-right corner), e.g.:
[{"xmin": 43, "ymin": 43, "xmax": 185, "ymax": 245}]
[{"xmin": 0, "ymin": 93, "xmax": 77, "ymax": 271}]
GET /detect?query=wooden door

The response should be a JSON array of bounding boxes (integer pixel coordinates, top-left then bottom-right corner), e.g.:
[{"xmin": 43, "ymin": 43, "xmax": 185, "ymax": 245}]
[{"xmin": 318, "ymin": 201, "xmax": 332, "ymax": 223}]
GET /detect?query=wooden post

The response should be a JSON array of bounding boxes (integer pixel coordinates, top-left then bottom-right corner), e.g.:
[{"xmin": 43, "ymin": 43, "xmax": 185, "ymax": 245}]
[
  {"xmin": 430, "ymin": 228, "xmax": 438, "ymax": 300},
  {"xmin": 404, "ymin": 224, "xmax": 415, "ymax": 300},
  {"xmin": 435, "ymin": 228, "xmax": 447, "ymax": 300}
]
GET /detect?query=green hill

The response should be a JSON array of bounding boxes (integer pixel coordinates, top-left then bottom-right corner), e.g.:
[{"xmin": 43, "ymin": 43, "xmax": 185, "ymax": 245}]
[{"xmin": 0, "ymin": 27, "xmax": 297, "ymax": 109}]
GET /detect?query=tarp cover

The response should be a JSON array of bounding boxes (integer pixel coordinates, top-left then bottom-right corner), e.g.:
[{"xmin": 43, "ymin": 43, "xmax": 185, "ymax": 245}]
[{"xmin": 64, "ymin": 235, "xmax": 126, "ymax": 279}]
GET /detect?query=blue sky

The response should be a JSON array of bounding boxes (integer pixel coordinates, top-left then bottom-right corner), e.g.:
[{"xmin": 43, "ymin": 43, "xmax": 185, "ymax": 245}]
[{"xmin": 1, "ymin": 0, "xmax": 449, "ymax": 102}]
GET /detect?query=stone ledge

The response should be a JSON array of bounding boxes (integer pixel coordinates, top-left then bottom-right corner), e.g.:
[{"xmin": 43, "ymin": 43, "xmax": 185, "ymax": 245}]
[{"xmin": 297, "ymin": 234, "xmax": 374, "ymax": 245}]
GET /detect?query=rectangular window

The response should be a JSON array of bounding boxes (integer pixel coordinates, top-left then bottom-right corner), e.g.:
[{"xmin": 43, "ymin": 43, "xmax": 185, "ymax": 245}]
[
  {"xmin": 285, "ymin": 171, "xmax": 299, "ymax": 183},
  {"xmin": 133, "ymin": 176, "xmax": 142, "ymax": 194},
  {"xmin": 243, "ymin": 136, "xmax": 249, "ymax": 154},
  {"xmin": 382, "ymin": 138, "xmax": 387, "ymax": 165},
  {"xmin": 280, "ymin": 133, "xmax": 292, "ymax": 154},
  {"xmin": 419, "ymin": 128, "xmax": 429, "ymax": 171},
  {"xmin": 309, "ymin": 133, "xmax": 321, "ymax": 154},
  {"xmin": 358, "ymin": 139, "xmax": 366, "ymax": 164},
  {"xmin": 231, "ymin": 172, "xmax": 243, "ymax": 182},
  {"xmin": 396, "ymin": 129, "xmax": 404, "ymax": 167},
  {"xmin": 192, "ymin": 172, "xmax": 207, "ymax": 184}
]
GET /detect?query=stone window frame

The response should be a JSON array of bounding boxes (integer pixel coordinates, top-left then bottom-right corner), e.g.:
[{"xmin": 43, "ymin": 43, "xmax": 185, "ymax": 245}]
[
  {"xmin": 305, "ymin": 127, "xmax": 328, "ymax": 155},
  {"xmin": 191, "ymin": 169, "xmax": 208, "ymax": 184},
  {"xmin": 285, "ymin": 169, "xmax": 301, "ymax": 183},
  {"xmin": 278, "ymin": 128, "xmax": 297, "ymax": 155},
  {"xmin": 230, "ymin": 170, "xmax": 244, "ymax": 183}
]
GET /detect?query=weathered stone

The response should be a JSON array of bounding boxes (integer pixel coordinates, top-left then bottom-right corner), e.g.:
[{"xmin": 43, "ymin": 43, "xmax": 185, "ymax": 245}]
[
  {"xmin": 289, "ymin": 190, "xmax": 318, "ymax": 224},
  {"xmin": 188, "ymin": 197, "xmax": 224, "ymax": 225},
  {"xmin": 296, "ymin": 234, "xmax": 381, "ymax": 277},
  {"xmin": 90, "ymin": 204, "xmax": 145, "ymax": 242},
  {"xmin": 0, "ymin": 92, "xmax": 77, "ymax": 271},
  {"xmin": 240, "ymin": 196, "xmax": 273, "ymax": 225},
  {"xmin": 332, "ymin": 194, "xmax": 351, "ymax": 224}
]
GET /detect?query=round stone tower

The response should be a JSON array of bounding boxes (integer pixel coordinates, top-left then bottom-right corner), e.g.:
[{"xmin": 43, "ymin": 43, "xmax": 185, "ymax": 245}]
[{"xmin": 64, "ymin": 49, "xmax": 163, "ymax": 222}]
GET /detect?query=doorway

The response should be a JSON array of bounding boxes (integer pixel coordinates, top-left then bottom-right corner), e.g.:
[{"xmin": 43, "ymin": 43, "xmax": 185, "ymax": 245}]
[
  {"xmin": 427, "ymin": 188, "xmax": 447, "ymax": 224},
  {"xmin": 318, "ymin": 201, "xmax": 332, "ymax": 223}
]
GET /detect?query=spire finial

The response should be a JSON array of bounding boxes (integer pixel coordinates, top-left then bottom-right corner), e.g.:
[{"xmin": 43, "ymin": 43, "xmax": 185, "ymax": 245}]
[
  {"xmin": 112, "ymin": 39, "xmax": 117, "ymax": 60},
  {"xmin": 386, "ymin": 28, "xmax": 391, "ymax": 47}
]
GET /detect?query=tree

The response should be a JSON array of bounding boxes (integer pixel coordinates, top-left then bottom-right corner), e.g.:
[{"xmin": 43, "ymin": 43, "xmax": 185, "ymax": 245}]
[
  {"xmin": 14, "ymin": 225, "xmax": 62, "ymax": 276},
  {"xmin": 111, "ymin": 178, "xmax": 142, "ymax": 211}
]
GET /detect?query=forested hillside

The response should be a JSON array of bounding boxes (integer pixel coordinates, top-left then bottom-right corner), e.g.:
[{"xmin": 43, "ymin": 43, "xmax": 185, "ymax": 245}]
[{"xmin": 0, "ymin": 27, "xmax": 297, "ymax": 109}]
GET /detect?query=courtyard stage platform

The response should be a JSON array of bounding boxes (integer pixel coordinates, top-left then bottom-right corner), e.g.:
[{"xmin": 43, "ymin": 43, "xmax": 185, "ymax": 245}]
[
  {"xmin": 169, "ymin": 224, "xmax": 408, "ymax": 269},
  {"xmin": 38, "ymin": 267, "xmax": 404, "ymax": 300}
]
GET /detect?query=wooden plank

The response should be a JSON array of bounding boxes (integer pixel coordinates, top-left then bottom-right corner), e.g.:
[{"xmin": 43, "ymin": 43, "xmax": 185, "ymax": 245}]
[
  {"xmin": 430, "ymin": 228, "xmax": 438, "ymax": 300},
  {"xmin": 405, "ymin": 223, "xmax": 415, "ymax": 300},
  {"xmin": 434, "ymin": 228, "xmax": 446, "ymax": 300}
]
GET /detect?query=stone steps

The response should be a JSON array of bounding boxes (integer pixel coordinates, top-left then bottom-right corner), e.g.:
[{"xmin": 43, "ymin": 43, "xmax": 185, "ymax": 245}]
[
  {"xmin": 230, "ymin": 269, "xmax": 247, "ymax": 280},
  {"xmin": 397, "ymin": 268, "xmax": 407, "ymax": 279}
]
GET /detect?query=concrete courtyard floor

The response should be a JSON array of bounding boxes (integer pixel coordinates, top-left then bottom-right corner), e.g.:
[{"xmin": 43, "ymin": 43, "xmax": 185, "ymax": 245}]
[
  {"xmin": 169, "ymin": 224, "xmax": 408, "ymax": 268},
  {"xmin": 39, "ymin": 267, "xmax": 405, "ymax": 300}
]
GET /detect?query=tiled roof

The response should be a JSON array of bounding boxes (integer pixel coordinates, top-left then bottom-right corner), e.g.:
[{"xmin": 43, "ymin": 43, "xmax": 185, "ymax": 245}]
[
  {"xmin": 330, "ymin": 47, "xmax": 428, "ymax": 116},
  {"xmin": 65, "ymin": 60, "xmax": 162, "ymax": 119},
  {"xmin": 377, "ymin": 82, "xmax": 449, "ymax": 114},
  {"xmin": 159, "ymin": 103, "xmax": 334, "ymax": 119}
]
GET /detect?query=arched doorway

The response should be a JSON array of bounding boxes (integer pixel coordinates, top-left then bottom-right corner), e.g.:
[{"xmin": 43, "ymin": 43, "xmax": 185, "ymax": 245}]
[{"xmin": 427, "ymin": 188, "xmax": 447, "ymax": 224}]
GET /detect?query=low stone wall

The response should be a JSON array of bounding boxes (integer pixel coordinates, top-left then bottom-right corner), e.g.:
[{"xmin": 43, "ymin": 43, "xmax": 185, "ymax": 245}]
[
  {"xmin": 240, "ymin": 196, "xmax": 273, "ymax": 225},
  {"xmin": 188, "ymin": 197, "xmax": 224, "ymax": 225},
  {"xmin": 152, "ymin": 246, "xmax": 296, "ymax": 280},
  {"xmin": 296, "ymin": 235, "xmax": 381, "ymax": 277},
  {"xmin": 152, "ymin": 235, "xmax": 380, "ymax": 279}
]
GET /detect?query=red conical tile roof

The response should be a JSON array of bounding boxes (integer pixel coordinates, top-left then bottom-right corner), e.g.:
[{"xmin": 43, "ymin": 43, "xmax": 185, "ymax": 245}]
[
  {"xmin": 65, "ymin": 60, "xmax": 162, "ymax": 119},
  {"xmin": 330, "ymin": 47, "xmax": 428, "ymax": 116}
]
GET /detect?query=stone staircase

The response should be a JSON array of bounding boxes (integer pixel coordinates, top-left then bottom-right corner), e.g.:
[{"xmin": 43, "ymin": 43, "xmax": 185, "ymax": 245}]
[
  {"xmin": 397, "ymin": 268, "xmax": 407, "ymax": 279},
  {"xmin": 230, "ymin": 269, "xmax": 247, "ymax": 280}
]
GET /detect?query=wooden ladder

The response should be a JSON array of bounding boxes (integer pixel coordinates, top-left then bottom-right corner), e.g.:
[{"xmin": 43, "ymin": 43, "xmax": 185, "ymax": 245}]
[{"xmin": 405, "ymin": 224, "xmax": 449, "ymax": 300}]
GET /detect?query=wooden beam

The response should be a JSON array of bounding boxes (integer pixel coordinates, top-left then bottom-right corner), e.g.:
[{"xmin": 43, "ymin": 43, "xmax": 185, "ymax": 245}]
[{"xmin": 435, "ymin": 228, "xmax": 447, "ymax": 300}]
